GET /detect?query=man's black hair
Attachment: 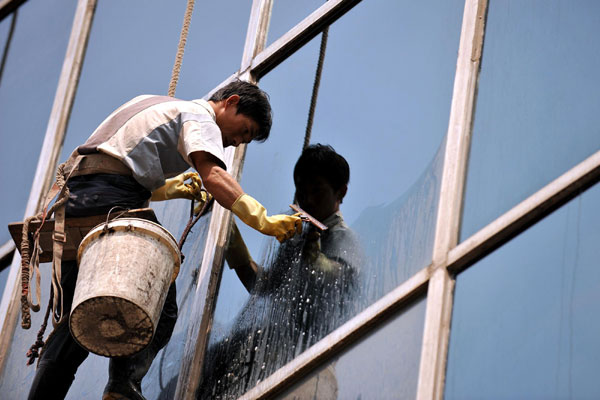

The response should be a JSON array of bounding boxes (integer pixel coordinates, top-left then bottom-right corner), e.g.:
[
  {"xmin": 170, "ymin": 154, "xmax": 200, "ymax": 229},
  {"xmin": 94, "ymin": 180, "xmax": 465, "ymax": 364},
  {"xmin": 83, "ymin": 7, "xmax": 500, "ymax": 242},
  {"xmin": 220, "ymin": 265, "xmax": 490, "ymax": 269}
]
[
  {"xmin": 293, "ymin": 144, "xmax": 350, "ymax": 191},
  {"xmin": 209, "ymin": 80, "xmax": 272, "ymax": 142}
]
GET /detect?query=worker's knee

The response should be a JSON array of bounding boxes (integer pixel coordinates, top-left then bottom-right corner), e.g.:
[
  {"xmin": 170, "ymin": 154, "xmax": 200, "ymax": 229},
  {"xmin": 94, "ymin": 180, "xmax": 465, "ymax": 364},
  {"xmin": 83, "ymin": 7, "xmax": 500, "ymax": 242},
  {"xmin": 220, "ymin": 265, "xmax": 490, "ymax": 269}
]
[{"xmin": 38, "ymin": 320, "xmax": 88, "ymax": 369}]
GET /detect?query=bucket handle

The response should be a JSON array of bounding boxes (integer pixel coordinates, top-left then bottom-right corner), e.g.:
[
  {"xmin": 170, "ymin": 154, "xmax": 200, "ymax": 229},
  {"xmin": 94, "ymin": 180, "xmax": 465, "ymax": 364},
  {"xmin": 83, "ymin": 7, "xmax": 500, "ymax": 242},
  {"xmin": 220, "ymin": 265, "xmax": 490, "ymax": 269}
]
[{"xmin": 102, "ymin": 206, "xmax": 130, "ymax": 233}]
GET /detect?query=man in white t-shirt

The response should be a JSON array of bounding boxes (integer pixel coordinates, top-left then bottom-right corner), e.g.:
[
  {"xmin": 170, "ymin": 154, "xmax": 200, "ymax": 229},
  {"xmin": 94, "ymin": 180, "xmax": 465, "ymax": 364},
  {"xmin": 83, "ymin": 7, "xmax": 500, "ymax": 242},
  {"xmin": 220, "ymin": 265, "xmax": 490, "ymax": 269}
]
[{"xmin": 28, "ymin": 80, "xmax": 302, "ymax": 400}]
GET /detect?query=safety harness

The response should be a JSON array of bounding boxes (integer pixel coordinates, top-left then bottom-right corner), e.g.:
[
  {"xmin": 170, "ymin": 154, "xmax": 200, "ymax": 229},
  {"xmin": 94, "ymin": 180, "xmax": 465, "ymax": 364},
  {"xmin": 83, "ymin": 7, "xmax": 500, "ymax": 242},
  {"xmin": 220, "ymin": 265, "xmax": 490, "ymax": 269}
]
[{"xmin": 20, "ymin": 151, "xmax": 132, "ymax": 331}]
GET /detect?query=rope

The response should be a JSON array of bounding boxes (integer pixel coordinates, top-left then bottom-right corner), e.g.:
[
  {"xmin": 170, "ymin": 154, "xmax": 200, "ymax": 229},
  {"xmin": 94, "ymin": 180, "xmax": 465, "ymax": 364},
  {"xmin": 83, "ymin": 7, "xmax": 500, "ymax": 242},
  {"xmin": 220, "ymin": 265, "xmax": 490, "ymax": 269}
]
[
  {"xmin": 167, "ymin": 0, "xmax": 196, "ymax": 97},
  {"xmin": 177, "ymin": 191, "xmax": 213, "ymax": 262},
  {"xmin": 167, "ymin": 0, "xmax": 198, "ymax": 251},
  {"xmin": 26, "ymin": 284, "xmax": 53, "ymax": 366},
  {"xmin": 303, "ymin": 26, "xmax": 329, "ymax": 150},
  {"xmin": 0, "ymin": 9, "xmax": 17, "ymax": 89},
  {"xmin": 20, "ymin": 164, "xmax": 70, "ymax": 329}
]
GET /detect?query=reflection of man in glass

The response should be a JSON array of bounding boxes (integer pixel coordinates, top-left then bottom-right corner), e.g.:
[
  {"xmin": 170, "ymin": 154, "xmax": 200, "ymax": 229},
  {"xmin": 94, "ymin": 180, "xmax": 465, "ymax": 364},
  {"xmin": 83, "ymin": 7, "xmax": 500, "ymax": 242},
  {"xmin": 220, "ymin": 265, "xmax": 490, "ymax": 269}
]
[{"xmin": 199, "ymin": 144, "xmax": 362, "ymax": 399}]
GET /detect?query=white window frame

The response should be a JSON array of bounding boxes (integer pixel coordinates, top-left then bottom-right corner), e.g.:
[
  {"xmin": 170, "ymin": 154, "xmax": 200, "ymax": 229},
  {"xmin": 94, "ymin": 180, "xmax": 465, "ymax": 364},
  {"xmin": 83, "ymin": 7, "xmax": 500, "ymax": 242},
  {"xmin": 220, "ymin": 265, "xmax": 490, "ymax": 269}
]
[{"xmin": 2, "ymin": 0, "xmax": 599, "ymax": 399}]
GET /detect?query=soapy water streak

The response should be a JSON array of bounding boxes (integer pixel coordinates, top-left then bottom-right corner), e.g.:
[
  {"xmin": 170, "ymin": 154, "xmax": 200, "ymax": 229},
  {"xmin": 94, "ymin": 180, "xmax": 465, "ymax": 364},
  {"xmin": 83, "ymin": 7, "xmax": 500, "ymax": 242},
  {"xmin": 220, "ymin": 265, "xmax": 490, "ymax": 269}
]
[{"xmin": 200, "ymin": 139, "xmax": 446, "ymax": 399}]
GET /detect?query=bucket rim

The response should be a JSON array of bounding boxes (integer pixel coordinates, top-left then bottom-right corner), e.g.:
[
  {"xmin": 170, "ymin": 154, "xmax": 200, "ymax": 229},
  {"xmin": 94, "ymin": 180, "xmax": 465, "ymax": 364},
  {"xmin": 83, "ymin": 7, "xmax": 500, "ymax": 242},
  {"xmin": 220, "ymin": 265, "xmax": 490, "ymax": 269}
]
[{"xmin": 77, "ymin": 217, "xmax": 181, "ymax": 281}]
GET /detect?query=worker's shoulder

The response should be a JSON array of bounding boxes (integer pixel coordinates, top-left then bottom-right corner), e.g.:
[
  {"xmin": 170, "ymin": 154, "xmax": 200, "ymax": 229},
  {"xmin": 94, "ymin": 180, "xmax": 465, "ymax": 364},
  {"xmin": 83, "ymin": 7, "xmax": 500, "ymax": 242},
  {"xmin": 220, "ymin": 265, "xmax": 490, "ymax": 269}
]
[
  {"xmin": 125, "ymin": 94, "xmax": 193, "ymax": 106},
  {"xmin": 121, "ymin": 95, "xmax": 212, "ymax": 116}
]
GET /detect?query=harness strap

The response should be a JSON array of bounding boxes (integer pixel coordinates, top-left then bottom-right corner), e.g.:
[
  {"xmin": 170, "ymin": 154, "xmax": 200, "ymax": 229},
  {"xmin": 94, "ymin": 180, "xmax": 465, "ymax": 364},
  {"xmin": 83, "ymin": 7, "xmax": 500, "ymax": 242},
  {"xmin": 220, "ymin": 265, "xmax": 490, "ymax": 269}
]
[
  {"xmin": 21, "ymin": 151, "xmax": 134, "ymax": 328},
  {"xmin": 50, "ymin": 201, "xmax": 66, "ymax": 327},
  {"xmin": 70, "ymin": 152, "xmax": 132, "ymax": 177},
  {"xmin": 20, "ymin": 151, "xmax": 83, "ymax": 328}
]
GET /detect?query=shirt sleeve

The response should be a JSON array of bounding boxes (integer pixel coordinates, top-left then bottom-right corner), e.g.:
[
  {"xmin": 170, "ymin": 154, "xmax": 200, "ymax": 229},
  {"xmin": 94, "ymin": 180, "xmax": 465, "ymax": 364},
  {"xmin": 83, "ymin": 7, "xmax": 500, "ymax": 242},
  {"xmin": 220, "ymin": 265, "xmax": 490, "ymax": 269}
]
[{"xmin": 180, "ymin": 119, "xmax": 227, "ymax": 170}]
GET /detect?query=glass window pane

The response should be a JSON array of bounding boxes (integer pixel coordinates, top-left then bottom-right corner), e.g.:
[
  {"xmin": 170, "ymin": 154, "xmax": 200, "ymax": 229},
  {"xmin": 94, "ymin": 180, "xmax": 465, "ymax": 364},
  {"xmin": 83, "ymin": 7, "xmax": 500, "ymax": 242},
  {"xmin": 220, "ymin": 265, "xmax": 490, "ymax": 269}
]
[
  {"xmin": 0, "ymin": 263, "xmax": 11, "ymax": 302},
  {"xmin": 0, "ymin": 1, "xmax": 76, "ymax": 245},
  {"xmin": 447, "ymin": 182, "xmax": 600, "ymax": 399},
  {"xmin": 267, "ymin": 0, "xmax": 324, "ymax": 45},
  {"xmin": 203, "ymin": 0, "xmax": 462, "ymax": 397},
  {"xmin": 278, "ymin": 295, "xmax": 427, "ymax": 400},
  {"xmin": 460, "ymin": 0, "xmax": 600, "ymax": 241},
  {"xmin": 0, "ymin": 0, "xmax": 250, "ymax": 398},
  {"xmin": 0, "ymin": 13, "xmax": 13, "ymax": 55}
]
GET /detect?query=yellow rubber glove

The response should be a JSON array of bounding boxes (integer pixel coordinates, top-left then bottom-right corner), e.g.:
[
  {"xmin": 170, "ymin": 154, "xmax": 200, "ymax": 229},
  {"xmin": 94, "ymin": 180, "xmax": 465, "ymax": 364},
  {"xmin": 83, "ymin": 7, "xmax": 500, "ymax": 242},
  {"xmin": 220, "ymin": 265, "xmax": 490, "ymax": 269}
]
[
  {"xmin": 193, "ymin": 190, "xmax": 213, "ymax": 215},
  {"xmin": 231, "ymin": 194, "xmax": 302, "ymax": 242},
  {"xmin": 151, "ymin": 172, "xmax": 203, "ymax": 201}
]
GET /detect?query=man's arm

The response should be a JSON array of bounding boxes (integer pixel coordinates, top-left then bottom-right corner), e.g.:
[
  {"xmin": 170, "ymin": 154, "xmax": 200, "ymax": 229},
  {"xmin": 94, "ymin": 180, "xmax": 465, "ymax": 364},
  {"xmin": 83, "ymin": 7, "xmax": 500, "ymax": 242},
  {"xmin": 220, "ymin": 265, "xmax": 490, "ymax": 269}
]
[
  {"xmin": 190, "ymin": 151, "xmax": 242, "ymax": 210},
  {"xmin": 190, "ymin": 150, "xmax": 302, "ymax": 242}
]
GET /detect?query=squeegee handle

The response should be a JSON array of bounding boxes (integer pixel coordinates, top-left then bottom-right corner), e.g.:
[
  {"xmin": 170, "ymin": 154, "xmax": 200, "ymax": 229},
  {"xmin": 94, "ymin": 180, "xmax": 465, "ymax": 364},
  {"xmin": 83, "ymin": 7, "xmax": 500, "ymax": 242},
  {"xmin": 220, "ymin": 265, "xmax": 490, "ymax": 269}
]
[{"xmin": 289, "ymin": 204, "xmax": 328, "ymax": 231}]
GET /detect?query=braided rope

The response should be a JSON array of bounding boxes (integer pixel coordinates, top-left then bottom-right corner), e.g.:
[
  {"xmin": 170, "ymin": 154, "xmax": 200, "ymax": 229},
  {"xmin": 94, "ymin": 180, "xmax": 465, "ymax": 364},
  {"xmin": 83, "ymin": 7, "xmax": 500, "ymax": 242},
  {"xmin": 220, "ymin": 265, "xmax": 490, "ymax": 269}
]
[
  {"xmin": 303, "ymin": 26, "xmax": 329, "ymax": 150},
  {"xmin": 26, "ymin": 285, "xmax": 53, "ymax": 365},
  {"xmin": 20, "ymin": 163, "xmax": 70, "ymax": 329},
  {"xmin": 167, "ymin": 0, "xmax": 195, "ymax": 97}
]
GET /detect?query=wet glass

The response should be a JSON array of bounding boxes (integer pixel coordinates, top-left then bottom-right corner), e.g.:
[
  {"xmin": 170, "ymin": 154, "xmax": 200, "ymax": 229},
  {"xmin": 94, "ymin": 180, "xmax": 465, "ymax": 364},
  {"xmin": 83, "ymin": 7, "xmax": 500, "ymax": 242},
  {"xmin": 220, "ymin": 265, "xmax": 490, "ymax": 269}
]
[
  {"xmin": 460, "ymin": 0, "xmax": 600, "ymax": 241},
  {"xmin": 278, "ymin": 295, "xmax": 427, "ymax": 400},
  {"xmin": 447, "ymin": 182, "xmax": 600, "ymax": 399},
  {"xmin": 202, "ymin": 0, "xmax": 462, "ymax": 398},
  {"xmin": 0, "ymin": 1, "xmax": 76, "ymax": 246},
  {"xmin": 145, "ymin": 202, "xmax": 213, "ymax": 398},
  {"xmin": 0, "ymin": 0, "xmax": 250, "ymax": 398}
]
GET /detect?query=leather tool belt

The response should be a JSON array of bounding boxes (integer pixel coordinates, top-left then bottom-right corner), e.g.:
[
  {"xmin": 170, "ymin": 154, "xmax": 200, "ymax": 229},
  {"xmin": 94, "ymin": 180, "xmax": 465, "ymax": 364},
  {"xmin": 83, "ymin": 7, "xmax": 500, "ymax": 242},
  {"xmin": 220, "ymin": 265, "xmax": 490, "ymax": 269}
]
[{"xmin": 70, "ymin": 152, "xmax": 132, "ymax": 177}]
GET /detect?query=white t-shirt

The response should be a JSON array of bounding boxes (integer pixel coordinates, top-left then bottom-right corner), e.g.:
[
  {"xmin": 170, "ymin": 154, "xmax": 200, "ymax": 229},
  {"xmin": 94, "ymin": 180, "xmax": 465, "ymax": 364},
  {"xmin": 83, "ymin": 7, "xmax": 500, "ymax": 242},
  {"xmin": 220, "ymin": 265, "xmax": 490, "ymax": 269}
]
[{"xmin": 78, "ymin": 95, "xmax": 225, "ymax": 191}]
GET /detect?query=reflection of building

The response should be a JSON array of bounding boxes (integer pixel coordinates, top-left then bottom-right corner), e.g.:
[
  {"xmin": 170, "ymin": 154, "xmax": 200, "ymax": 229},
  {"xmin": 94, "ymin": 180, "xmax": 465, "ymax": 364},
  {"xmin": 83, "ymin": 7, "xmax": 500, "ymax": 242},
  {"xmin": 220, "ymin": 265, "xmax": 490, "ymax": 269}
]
[{"xmin": 1, "ymin": 0, "xmax": 600, "ymax": 399}]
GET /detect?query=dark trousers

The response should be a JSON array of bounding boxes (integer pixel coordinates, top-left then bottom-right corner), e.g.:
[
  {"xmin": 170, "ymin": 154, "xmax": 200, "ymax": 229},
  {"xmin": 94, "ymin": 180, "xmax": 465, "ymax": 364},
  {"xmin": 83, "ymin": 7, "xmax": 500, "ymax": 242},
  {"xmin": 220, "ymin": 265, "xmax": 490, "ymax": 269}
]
[{"xmin": 28, "ymin": 173, "xmax": 177, "ymax": 399}]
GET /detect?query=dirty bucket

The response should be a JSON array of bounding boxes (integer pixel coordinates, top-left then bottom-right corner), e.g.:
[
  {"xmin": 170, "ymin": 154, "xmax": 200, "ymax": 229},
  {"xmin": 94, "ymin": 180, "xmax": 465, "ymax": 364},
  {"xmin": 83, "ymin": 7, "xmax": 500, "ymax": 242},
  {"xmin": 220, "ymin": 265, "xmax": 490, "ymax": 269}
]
[{"xmin": 70, "ymin": 218, "xmax": 180, "ymax": 357}]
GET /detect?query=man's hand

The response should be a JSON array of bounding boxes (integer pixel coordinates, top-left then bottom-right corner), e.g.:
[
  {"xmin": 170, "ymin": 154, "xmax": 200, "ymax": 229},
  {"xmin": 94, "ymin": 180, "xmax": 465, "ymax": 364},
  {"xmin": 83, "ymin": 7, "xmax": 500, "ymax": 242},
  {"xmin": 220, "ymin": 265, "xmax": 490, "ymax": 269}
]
[
  {"xmin": 231, "ymin": 194, "xmax": 302, "ymax": 242},
  {"xmin": 151, "ymin": 172, "xmax": 203, "ymax": 201}
]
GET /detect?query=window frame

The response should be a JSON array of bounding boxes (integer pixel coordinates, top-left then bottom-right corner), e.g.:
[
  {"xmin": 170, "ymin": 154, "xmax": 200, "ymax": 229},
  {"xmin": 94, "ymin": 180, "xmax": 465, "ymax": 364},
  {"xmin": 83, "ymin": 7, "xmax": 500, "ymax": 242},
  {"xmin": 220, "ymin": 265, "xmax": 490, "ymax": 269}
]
[{"xmin": 2, "ymin": 0, "xmax": 600, "ymax": 398}]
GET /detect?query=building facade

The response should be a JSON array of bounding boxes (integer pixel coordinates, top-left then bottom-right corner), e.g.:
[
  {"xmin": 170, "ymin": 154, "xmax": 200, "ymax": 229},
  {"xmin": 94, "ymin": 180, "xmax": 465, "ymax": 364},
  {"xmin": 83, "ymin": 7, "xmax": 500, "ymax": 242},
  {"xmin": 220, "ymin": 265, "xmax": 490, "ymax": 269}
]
[{"xmin": 0, "ymin": 0, "xmax": 599, "ymax": 398}]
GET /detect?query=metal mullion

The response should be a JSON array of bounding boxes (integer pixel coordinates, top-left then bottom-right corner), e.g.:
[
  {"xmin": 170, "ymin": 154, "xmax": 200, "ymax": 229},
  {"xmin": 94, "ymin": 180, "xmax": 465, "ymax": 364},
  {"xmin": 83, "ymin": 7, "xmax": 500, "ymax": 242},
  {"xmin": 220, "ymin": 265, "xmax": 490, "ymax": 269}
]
[
  {"xmin": 0, "ymin": 0, "xmax": 97, "ymax": 374},
  {"xmin": 250, "ymin": 0, "xmax": 362, "ymax": 79},
  {"xmin": 173, "ymin": 2, "xmax": 273, "ymax": 398},
  {"xmin": 448, "ymin": 148, "xmax": 600, "ymax": 275},
  {"xmin": 239, "ymin": 265, "xmax": 432, "ymax": 399},
  {"xmin": 416, "ymin": 0, "xmax": 487, "ymax": 399},
  {"xmin": 240, "ymin": 0, "xmax": 273, "ymax": 76}
]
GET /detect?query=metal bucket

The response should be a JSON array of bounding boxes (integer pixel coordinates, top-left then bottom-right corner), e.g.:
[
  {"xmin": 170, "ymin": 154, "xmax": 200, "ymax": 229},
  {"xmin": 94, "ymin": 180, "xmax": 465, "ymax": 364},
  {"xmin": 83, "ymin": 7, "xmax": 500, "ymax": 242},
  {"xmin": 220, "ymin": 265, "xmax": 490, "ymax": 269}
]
[{"xmin": 70, "ymin": 218, "xmax": 180, "ymax": 357}]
